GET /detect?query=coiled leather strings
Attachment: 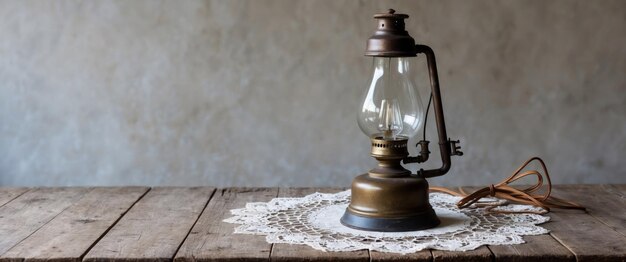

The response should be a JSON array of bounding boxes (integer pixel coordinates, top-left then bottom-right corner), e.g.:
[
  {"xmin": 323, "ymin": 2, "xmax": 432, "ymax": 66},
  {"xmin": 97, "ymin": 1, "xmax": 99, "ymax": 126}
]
[{"xmin": 430, "ymin": 157, "xmax": 586, "ymax": 214}]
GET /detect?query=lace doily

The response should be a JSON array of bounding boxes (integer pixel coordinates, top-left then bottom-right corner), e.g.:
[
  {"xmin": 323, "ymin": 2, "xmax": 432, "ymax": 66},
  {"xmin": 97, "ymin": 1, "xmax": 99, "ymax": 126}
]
[{"xmin": 223, "ymin": 191, "xmax": 550, "ymax": 254}]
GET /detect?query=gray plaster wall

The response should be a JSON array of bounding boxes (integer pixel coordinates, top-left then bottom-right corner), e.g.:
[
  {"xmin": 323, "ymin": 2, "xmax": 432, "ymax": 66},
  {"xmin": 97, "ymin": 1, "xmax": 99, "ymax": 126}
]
[{"xmin": 1, "ymin": 0, "xmax": 625, "ymax": 187}]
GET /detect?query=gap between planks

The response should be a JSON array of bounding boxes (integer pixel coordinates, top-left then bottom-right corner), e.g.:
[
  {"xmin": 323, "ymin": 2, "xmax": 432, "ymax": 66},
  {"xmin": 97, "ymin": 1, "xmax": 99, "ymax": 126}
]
[
  {"xmin": 0, "ymin": 188, "xmax": 30, "ymax": 208},
  {"xmin": 78, "ymin": 187, "xmax": 152, "ymax": 261},
  {"xmin": 171, "ymin": 188, "xmax": 218, "ymax": 261},
  {"xmin": 2, "ymin": 185, "xmax": 623, "ymax": 262},
  {"xmin": 553, "ymin": 185, "xmax": 626, "ymax": 237},
  {"xmin": 83, "ymin": 187, "xmax": 216, "ymax": 262},
  {"xmin": 0, "ymin": 187, "xmax": 93, "ymax": 259},
  {"xmin": 1, "ymin": 187, "xmax": 150, "ymax": 262},
  {"xmin": 546, "ymin": 185, "xmax": 626, "ymax": 262},
  {"xmin": 174, "ymin": 188, "xmax": 279, "ymax": 262}
]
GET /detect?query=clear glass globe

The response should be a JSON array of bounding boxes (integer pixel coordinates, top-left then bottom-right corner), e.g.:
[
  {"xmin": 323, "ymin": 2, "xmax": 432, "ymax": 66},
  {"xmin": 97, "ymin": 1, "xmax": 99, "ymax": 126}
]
[{"xmin": 357, "ymin": 57, "xmax": 425, "ymax": 140}]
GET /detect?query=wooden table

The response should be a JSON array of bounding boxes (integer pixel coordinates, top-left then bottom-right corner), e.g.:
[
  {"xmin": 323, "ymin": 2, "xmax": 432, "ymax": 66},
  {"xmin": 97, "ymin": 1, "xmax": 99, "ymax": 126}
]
[{"xmin": 0, "ymin": 185, "xmax": 624, "ymax": 262}]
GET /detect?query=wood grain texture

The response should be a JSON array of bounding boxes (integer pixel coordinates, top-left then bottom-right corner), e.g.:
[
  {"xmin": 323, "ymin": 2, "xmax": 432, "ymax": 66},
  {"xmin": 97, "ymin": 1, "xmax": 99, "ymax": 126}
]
[
  {"xmin": 83, "ymin": 187, "xmax": 215, "ymax": 262},
  {"xmin": 0, "ymin": 187, "xmax": 91, "ymax": 256},
  {"xmin": 545, "ymin": 211, "xmax": 626, "ymax": 262},
  {"xmin": 270, "ymin": 188, "xmax": 370, "ymax": 262},
  {"xmin": 544, "ymin": 186, "xmax": 626, "ymax": 262},
  {"xmin": 431, "ymin": 247, "xmax": 493, "ymax": 262},
  {"xmin": 459, "ymin": 186, "xmax": 575, "ymax": 262},
  {"xmin": 0, "ymin": 188, "xmax": 29, "ymax": 207},
  {"xmin": 174, "ymin": 188, "xmax": 278, "ymax": 262},
  {"xmin": 607, "ymin": 184, "xmax": 626, "ymax": 197},
  {"xmin": 0, "ymin": 185, "xmax": 623, "ymax": 261},
  {"xmin": 0, "ymin": 187, "xmax": 149, "ymax": 262},
  {"xmin": 370, "ymin": 251, "xmax": 432, "ymax": 262},
  {"xmin": 486, "ymin": 235, "xmax": 574, "ymax": 262},
  {"xmin": 553, "ymin": 185, "xmax": 626, "ymax": 236}
]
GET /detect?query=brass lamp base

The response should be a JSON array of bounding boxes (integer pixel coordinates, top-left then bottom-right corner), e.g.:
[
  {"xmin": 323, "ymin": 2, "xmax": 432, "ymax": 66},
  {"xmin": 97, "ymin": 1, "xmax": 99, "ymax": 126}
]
[
  {"xmin": 341, "ymin": 136, "xmax": 440, "ymax": 232},
  {"xmin": 341, "ymin": 204, "xmax": 439, "ymax": 232}
]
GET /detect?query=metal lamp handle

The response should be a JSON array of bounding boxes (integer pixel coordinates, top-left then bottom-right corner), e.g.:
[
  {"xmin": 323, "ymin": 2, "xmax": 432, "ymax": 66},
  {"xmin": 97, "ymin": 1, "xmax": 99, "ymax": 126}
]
[{"xmin": 415, "ymin": 44, "xmax": 454, "ymax": 178}]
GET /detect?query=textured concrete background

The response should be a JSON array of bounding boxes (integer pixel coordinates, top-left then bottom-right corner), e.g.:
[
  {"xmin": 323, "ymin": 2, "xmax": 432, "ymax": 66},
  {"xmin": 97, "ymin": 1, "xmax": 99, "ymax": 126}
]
[{"xmin": 1, "ymin": 0, "xmax": 625, "ymax": 187}]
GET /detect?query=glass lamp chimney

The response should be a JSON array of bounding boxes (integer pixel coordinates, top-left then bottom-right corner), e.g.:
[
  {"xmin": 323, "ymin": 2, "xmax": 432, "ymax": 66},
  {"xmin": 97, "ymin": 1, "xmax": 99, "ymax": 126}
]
[{"xmin": 357, "ymin": 57, "xmax": 424, "ymax": 141}]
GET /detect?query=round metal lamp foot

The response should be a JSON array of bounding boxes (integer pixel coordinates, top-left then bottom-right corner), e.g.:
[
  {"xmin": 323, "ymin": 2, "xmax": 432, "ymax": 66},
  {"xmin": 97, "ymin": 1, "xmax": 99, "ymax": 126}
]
[{"xmin": 340, "ymin": 209, "xmax": 440, "ymax": 232}]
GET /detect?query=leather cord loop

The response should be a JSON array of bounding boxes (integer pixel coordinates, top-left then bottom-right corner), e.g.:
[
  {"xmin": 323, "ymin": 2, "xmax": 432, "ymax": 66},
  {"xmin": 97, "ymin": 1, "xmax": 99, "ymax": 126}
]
[{"xmin": 430, "ymin": 157, "xmax": 586, "ymax": 214}]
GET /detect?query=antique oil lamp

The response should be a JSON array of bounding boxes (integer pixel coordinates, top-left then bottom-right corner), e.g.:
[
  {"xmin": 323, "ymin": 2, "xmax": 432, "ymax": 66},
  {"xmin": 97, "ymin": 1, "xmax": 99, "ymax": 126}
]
[{"xmin": 340, "ymin": 9, "xmax": 463, "ymax": 231}]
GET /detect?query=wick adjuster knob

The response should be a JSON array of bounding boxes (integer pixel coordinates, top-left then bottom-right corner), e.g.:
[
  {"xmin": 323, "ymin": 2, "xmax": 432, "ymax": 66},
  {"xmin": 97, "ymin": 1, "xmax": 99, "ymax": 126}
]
[
  {"xmin": 450, "ymin": 139, "xmax": 463, "ymax": 156},
  {"xmin": 402, "ymin": 140, "xmax": 430, "ymax": 164}
]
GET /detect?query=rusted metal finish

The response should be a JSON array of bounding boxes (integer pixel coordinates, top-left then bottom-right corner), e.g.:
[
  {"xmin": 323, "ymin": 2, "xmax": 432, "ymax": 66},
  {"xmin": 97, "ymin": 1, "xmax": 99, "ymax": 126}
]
[
  {"xmin": 342, "ymin": 9, "xmax": 461, "ymax": 231},
  {"xmin": 415, "ymin": 44, "xmax": 456, "ymax": 178},
  {"xmin": 365, "ymin": 9, "xmax": 416, "ymax": 57}
]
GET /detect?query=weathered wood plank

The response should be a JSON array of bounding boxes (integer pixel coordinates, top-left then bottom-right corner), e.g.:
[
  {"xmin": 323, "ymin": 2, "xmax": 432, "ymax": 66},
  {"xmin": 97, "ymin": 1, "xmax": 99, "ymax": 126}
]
[
  {"xmin": 174, "ymin": 188, "xmax": 278, "ymax": 262},
  {"xmin": 270, "ymin": 187, "xmax": 370, "ymax": 262},
  {"xmin": 370, "ymin": 251, "xmax": 432, "ymax": 262},
  {"xmin": 543, "ymin": 185, "xmax": 626, "ymax": 262},
  {"xmin": 459, "ymin": 186, "xmax": 574, "ymax": 262},
  {"xmin": 0, "ymin": 187, "xmax": 91, "ymax": 256},
  {"xmin": 0, "ymin": 185, "xmax": 621, "ymax": 262},
  {"xmin": 431, "ymin": 247, "xmax": 492, "ymax": 262},
  {"xmin": 553, "ymin": 185, "xmax": 626, "ymax": 236},
  {"xmin": 83, "ymin": 187, "xmax": 215, "ymax": 262},
  {"xmin": 0, "ymin": 188, "xmax": 29, "ymax": 208},
  {"xmin": 607, "ymin": 184, "xmax": 626, "ymax": 198},
  {"xmin": 0, "ymin": 187, "xmax": 149, "ymax": 262},
  {"xmin": 486, "ymin": 235, "xmax": 574, "ymax": 262},
  {"xmin": 545, "ymin": 212, "xmax": 626, "ymax": 262}
]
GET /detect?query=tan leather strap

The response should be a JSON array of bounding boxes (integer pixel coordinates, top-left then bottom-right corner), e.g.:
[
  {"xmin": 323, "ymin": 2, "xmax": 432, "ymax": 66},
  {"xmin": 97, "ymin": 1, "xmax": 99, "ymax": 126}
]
[{"xmin": 430, "ymin": 157, "xmax": 586, "ymax": 214}]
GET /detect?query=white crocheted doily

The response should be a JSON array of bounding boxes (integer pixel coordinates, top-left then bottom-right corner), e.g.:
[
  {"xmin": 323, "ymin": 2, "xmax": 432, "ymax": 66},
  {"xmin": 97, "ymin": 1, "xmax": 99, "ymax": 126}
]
[{"xmin": 223, "ymin": 191, "xmax": 550, "ymax": 254}]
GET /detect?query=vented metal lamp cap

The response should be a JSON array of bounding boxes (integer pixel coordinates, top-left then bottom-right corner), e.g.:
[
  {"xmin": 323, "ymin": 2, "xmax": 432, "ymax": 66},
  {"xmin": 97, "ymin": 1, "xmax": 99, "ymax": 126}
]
[{"xmin": 365, "ymin": 9, "xmax": 417, "ymax": 57}]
